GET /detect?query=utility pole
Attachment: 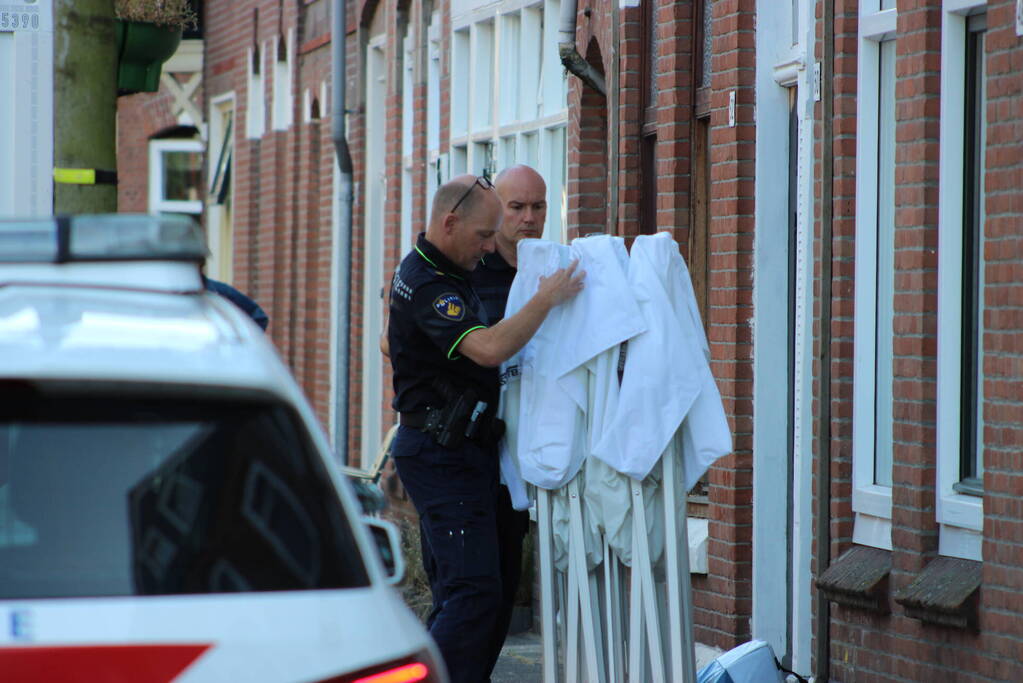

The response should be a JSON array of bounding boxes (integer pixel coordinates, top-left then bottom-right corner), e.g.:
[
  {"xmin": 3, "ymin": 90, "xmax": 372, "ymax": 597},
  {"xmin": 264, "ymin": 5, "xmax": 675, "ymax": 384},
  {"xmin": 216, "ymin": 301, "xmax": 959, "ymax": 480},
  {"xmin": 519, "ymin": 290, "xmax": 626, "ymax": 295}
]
[{"xmin": 53, "ymin": 0, "xmax": 118, "ymax": 213}]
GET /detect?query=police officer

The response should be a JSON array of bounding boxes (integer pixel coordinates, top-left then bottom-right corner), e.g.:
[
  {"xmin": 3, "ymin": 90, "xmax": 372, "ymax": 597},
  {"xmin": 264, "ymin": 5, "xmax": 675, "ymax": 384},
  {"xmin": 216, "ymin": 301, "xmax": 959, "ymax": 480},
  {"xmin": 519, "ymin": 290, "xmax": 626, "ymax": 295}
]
[{"xmin": 387, "ymin": 174, "xmax": 583, "ymax": 683}]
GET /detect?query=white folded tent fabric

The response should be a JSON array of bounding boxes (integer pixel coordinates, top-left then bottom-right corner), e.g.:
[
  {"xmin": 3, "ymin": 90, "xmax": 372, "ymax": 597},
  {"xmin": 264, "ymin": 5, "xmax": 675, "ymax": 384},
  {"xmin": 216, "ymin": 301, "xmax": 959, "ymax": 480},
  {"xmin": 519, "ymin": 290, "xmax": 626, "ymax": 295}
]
[
  {"xmin": 499, "ymin": 236, "xmax": 645, "ymax": 500},
  {"xmin": 592, "ymin": 232, "xmax": 731, "ymax": 486},
  {"xmin": 498, "ymin": 232, "xmax": 732, "ymax": 682}
]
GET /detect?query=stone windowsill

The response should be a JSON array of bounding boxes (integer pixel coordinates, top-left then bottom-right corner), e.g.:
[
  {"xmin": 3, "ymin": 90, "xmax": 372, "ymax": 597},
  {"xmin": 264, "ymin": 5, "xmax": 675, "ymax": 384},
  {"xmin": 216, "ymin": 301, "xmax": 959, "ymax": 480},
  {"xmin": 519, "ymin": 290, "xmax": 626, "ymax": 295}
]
[
  {"xmin": 894, "ymin": 556, "xmax": 982, "ymax": 630},
  {"xmin": 816, "ymin": 545, "xmax": 892, "ymax": 614}
]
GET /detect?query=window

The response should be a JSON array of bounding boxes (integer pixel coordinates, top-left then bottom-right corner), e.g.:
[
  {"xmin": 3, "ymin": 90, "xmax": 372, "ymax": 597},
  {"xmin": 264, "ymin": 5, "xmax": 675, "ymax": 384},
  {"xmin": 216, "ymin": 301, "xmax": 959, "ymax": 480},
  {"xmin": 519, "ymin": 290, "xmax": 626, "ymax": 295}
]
[
  {"xmin": 149, "ymin": 138, "xmax": 204, "ymax": 217},
  {"xmin": 401, "ymin": 25, "xmax": 415, "ymax": 257},
  {"xmin": 471, "ymin": 21, "xmax": 494, "ymax": 134},
  {"xmin": 446, "ymin": 0, "xmax": 568, "ymax": 240},
  {"xmin": 272, "ymin": 31, "xmax": 294, "ymax": 131},
  {"xmin": 451, "ymin": 29, "xmax": 470, "ymax": 137},
  {"xmin": 362, "ymin": 35, "xmax": 387, "ymax": 468},
  {"xmin": 0, "ymin": 390, "xmax": 370, "ymax": 598},
  {"xmin": 246, "ymin": 42, "xmax": 266, "ymax": 138},
  {"xmin": 206, "ymin": 95, "xmax": 235, "ymax": 282},
  {"xmin": 851, "ymin": 3, "xmax": 897, "ymax": 550},
  {"xmin": 936, "ymin": 2, "xmax": 987, "ymax": 561}
]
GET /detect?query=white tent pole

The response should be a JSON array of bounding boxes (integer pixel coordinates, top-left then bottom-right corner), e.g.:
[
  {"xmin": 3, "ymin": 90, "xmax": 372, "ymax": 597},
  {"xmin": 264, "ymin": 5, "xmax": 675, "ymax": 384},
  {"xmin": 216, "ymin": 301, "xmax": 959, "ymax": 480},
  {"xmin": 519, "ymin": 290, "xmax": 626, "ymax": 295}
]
[
  {"xmin": 566, "ymin": 548, "xmax": 581, "ymax": 682},
  {"xmin": 627, "ymin": 535, "xmax": 646, "ymax": 683},
  {"xmin": 538, "ymin": 488, "xmax": 559, "ymax": 683},
  {"xmin": 632, "ymin": 479, "xmax": 667, "ymax": 682},
  {"xmin": 663, "ymin": 443, "xmax": 697, "ymax": 682},
  {"xmin": 568, "ymin": 477, "xmax": 606, "ymax": 682}
]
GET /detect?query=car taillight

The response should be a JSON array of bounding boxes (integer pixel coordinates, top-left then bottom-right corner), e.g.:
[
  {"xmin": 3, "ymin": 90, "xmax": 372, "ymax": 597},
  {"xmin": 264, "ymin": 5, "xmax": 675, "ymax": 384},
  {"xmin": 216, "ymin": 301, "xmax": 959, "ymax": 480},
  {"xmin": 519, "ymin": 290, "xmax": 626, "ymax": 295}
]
[
  {"xmin": 312, "ymin": 651, "xmax": 445, "ymax": 683},
  {"xmin": 353, "ymin": 662, "xmax": 429, "ymax": 683}
]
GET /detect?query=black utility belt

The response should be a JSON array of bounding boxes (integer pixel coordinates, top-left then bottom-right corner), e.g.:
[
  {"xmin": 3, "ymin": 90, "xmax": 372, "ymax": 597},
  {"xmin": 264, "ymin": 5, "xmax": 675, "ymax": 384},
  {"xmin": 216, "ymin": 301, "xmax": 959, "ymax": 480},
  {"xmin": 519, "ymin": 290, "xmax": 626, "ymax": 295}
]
[{"xmin": 400, "ymin": 381, "xmax": 504, "ymax": 449}]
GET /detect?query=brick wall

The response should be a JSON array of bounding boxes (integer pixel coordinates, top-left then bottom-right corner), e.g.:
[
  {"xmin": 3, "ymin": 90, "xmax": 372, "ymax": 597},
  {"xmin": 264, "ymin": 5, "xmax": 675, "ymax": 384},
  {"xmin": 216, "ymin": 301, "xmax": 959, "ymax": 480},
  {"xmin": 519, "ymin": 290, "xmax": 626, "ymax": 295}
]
[
  {"xmin": 815, "ymin": 0, "xmax": 1023, "ymax": 679},
  {"xmin": 698, "ymin": 0, "xmax": 756, "ymax": 650},
  {"xmin": 981, "ymin": 0, "xmax": 1023, "ymax": 671},
  {"xmin": 204, "ymin": 0, "xmax": 340, "ymax": 434},
  {"xmin": 811, "ymin": 0, "xmax": 860, "ymax": 670},
  {"xmin": 116, "ymin": 83, "xmax": 188, "ymax": 212}
]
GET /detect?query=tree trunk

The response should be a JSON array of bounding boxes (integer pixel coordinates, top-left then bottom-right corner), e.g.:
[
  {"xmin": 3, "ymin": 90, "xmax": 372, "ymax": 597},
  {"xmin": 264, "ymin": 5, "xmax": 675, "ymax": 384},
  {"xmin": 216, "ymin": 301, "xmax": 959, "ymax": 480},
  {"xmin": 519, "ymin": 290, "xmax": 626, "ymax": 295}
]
[{"xmin": 53, "ymin": 0, "xmax": 117, "ymax": 213}]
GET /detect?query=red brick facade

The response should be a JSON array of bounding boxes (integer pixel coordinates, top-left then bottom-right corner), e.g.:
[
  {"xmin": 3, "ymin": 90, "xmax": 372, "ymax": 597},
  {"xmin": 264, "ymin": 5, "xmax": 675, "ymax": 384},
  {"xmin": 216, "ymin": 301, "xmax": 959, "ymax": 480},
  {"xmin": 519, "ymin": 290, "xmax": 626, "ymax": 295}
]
[{"xmin": 815, "ymin": 0, "xmax": 1023, "ymax": 680}]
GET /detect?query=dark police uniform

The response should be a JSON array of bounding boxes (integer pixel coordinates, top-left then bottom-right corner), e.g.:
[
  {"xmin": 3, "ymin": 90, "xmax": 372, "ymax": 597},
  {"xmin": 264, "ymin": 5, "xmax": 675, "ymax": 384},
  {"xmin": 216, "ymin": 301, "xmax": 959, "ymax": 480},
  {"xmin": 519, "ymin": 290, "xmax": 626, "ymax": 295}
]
[
  {"xmin": 469, "ymin": 249, "xmax": 531, "ymax": 676},
  {"xmin": 387, "ymin": 233, "xmax": 503, "ymax": 683},
  {"xmin": 471, "ymin": 250, "xmax": 517, "ymax": 325}
]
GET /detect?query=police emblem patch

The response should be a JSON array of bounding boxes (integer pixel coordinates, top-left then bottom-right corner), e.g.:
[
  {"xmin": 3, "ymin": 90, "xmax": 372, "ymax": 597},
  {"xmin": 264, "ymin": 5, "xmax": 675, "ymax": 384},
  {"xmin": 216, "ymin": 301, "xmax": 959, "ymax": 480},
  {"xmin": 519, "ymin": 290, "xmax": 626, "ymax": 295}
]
[{"xmin": 433, "ymin": 293, "xmax": 466, "ymax": 321}]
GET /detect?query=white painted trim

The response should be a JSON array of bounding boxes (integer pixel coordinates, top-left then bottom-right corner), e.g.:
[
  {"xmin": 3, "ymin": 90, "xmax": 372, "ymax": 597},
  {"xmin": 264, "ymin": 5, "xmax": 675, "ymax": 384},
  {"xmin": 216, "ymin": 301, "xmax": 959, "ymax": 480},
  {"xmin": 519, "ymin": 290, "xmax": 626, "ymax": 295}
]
[
  {"xmin": 400, "ymin": 25, "xmax": 415, "ymax": 258},
  {"xmin": 752, "ymin": 0, "xmax": 816, "ymax": 674},
  {"xmin": 859, "ymin": 8, "xmax": 897, "ymax": 41},
  {"xmin": 205, "ymin": 92, "xmax": 236, "ymax": 281},
  {"xmin": 148, "ymin": 138, "xmax": 204, "ymax": 216},
  {"xmin": 853, "ymin": 512, "xmax": 893, "ymax": 551},
  {"xmin": 0, "ymin": 7, "xmax": 54, "ymax": 217},
  {"xmin": 361, "ymin": 40, "xmax": 387, "ymax": 469},
  {"xmin": 269, "ymin": 28, "xmax": 295, "ymax": 132},
  {"xmin": 939, "ymin": 524, "xmax": 983, "ymax": 560},
  {"xmin": 852, "ymin": 22, "xmax": 895, "ymax": 549},
  {"xmin": 164, "ymin": 38, "xmax": 203, "ymax": 73},
  {"xmin": 945, "ymin": 0, "xmax": 987, "ymax": 14},
  {"xmin": 245, "ymin": 43, "xmax": 267, "ymax": 139},
  {"xmin": 772, "ymin": 57, "xmax": 804, "ymax": 87},
  {"xmin": 936, "ymin": 4, "xmax": 986, "ymax": 554}
]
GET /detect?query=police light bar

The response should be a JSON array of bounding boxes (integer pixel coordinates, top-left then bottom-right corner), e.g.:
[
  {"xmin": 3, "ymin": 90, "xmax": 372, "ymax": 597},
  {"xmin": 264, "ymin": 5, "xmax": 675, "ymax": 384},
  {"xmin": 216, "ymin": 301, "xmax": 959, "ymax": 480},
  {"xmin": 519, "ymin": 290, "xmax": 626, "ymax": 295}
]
[{"xmin": 0, "ymin": 214, "xmax": 207, "ymax": 264}]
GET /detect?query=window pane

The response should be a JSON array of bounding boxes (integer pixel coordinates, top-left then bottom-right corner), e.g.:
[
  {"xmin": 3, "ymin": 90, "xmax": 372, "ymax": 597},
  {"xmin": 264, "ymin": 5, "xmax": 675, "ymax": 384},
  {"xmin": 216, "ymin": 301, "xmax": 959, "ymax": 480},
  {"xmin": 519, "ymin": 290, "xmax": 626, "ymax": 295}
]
[
  {"xmin": 0, "ymin": 393, "xmax": 369, "ymax": 599},
  {"xmin": 960, "ymin": 24, "xmax": 987, "ymax": 489},
  {"xmin": 162, "ymin": 151, "xmax": 202, "ymax": 202},
  {"xmin": 874, "ymin": 39, "xmax": 896, "ymax": 488}
]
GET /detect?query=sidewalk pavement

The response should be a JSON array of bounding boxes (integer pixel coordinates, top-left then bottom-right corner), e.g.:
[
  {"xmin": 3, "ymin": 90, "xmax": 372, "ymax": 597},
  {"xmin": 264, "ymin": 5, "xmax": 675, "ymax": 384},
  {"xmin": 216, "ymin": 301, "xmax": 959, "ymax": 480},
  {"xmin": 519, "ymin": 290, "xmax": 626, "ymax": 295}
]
[{"xmin": 491, "ymin": 631, "xmax": 724, "ymax": 682}]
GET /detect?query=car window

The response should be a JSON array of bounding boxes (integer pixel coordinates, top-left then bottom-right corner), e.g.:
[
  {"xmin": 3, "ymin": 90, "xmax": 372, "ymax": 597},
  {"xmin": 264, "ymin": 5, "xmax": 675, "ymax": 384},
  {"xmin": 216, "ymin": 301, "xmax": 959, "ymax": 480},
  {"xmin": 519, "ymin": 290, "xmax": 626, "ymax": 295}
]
[{"xmin": 0, "ymin": 390, "xmax": 370, "ymax": 599}]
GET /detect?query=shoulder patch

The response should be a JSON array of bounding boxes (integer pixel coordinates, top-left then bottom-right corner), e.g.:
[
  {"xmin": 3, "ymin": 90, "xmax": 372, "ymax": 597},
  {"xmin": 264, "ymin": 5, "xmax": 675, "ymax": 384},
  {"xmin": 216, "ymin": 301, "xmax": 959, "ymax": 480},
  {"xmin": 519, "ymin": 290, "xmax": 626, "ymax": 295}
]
[{"xmin": 433, "ymin": 293, "xmax": 466, "ymax": 321}]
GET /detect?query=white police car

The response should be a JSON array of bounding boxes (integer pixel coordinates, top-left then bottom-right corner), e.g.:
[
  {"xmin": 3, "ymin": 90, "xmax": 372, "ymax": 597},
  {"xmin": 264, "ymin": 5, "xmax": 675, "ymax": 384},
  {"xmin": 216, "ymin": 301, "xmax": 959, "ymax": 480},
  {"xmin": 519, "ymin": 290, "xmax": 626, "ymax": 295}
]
[{"xmin": 0, "ymin": 215, "xmax": 445, "ymax": 683}]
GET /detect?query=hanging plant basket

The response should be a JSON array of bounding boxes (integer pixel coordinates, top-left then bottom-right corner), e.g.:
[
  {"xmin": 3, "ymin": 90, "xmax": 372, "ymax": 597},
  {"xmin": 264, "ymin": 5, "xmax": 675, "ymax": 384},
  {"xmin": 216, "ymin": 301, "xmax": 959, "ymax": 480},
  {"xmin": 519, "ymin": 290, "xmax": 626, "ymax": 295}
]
[{"xmin": 115, "ymin": 19, "xmax": 182, "ymax": 95}]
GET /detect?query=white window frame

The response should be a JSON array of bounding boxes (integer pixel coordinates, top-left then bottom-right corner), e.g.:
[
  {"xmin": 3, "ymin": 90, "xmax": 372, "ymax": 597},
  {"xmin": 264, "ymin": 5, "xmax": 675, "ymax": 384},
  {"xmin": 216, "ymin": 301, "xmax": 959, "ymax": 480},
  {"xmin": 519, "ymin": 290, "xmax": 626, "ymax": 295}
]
[
  {"xmin": 272, "ymin": 29, "xmax": 295, "ymax": 131},
  {"xmin": 936, "ymin": 0, "xmax": 987, "ymax": 562},
  {"xmin": 148, "ymin": 138, "xmax": 204, "ymax": 216},
  {"xmin": 246, "ymin": 42, "xmax": 266, "ymax": 139},
  {"xmin": 400, "ymin": 24, "xmax": 415, "ymax": 257},
  {"xmin": 447, "ymin": 0, "xmax": 569, "ymax": 242},
  {"xmin": 361, "ymin": 33, "xmax": 388, "ymax": 469},
  {"xmin": 426, "ymin": 13, "xmax": 442, "ymax": 211},
  {"xmin": 206, "ymin": 92, "xmax": 236, "ymax": 282},
  {"xmin": 851, "ymin": 5, "xmax": 897, "ymax": 551}
]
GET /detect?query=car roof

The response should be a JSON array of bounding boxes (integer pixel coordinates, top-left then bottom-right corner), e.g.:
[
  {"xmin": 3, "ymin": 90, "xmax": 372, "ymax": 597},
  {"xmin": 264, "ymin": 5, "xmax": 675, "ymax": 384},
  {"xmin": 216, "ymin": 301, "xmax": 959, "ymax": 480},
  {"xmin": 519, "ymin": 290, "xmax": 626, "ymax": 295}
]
[{"xmin": 0, "ymin": 214, "xmax": 289, "ymax": 395}]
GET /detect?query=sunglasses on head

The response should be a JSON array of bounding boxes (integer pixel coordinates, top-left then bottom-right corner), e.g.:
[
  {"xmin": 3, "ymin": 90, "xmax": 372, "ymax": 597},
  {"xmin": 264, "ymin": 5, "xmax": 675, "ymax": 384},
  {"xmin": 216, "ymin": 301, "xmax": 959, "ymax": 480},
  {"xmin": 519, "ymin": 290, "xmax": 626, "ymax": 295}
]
[{"xmin": 450, "ymin": 175, "xmax": 494, "ymax": 214}]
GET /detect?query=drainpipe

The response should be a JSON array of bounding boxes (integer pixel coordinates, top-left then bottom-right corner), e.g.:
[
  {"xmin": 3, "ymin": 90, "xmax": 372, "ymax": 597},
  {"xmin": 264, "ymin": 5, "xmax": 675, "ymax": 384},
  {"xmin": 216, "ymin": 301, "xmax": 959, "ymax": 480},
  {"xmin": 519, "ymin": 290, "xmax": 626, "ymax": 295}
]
[
  {"xmin": 558, "ymin": 0, "xmax": 606, "ymax": 96},
  {"xmin": 332, "ymin": 0, "xmax": 354, "ymax": 464},
  {"xmin": 814, "ymin": 0, "xmax": 835, "ymax": 680}
]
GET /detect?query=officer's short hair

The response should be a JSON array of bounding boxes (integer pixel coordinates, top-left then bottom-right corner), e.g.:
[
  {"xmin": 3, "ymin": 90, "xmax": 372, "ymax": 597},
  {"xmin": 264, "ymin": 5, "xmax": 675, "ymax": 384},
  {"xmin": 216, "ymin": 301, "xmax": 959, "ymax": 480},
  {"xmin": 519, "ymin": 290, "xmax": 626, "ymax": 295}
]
[{"xmin": 430, "ymin": 178, "xmax": 487, "ymax": 224}]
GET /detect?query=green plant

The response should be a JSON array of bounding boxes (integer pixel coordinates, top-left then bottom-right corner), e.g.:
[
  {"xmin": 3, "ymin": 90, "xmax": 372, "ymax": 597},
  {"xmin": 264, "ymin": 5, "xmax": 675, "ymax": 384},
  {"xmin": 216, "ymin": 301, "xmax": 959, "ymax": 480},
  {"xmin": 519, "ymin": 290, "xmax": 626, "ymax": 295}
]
[{"xmin": 114, "ymin": 0, "xmax": 198, "ymax": 30}]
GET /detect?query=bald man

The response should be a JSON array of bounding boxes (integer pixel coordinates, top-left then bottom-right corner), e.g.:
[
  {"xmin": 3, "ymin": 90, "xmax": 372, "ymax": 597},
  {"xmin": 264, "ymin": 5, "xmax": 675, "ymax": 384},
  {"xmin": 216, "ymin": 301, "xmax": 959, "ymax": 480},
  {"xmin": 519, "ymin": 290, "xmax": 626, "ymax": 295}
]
[
  {"xmin": 386, "ymin": 174, "xmax": 582, "ymax": 683},
  {"xmin": 470, "ymin": 164, "xmax": 548, "ymax": 324}
]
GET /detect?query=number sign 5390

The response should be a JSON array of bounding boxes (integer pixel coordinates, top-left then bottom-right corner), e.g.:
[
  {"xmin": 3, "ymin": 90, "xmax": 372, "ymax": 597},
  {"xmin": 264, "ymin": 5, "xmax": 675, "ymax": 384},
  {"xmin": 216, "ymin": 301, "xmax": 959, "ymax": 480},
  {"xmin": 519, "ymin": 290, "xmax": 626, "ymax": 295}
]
[{"xmin": 0, "ymin": 10, "xmax": 40, "ymax": 31}]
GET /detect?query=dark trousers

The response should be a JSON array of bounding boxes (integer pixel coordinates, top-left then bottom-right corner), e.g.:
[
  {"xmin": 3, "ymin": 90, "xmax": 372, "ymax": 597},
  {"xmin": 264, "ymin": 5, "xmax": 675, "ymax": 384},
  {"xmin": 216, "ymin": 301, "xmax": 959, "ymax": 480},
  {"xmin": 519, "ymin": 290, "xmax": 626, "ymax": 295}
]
[
  {"xmin": 421, "ymin": 484, "xmax": 530, "ymax": 680},
  {"xmin": 392, "ymin": 426, "xmax": 505, "ymax": 683}
]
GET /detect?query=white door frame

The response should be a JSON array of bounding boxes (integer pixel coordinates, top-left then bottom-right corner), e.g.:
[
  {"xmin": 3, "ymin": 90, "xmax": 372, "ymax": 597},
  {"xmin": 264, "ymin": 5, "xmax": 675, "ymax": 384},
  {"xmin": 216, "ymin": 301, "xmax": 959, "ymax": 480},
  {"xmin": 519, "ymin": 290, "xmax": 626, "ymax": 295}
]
[{"xmin": 752, "ymin": 0, "xmax": 815, "ymax": 673}]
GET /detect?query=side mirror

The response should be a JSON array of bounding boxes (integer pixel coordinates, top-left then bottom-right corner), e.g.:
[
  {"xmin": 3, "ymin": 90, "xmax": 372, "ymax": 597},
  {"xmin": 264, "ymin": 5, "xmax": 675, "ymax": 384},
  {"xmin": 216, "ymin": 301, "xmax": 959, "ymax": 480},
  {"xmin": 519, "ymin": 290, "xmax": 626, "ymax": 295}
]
[{"xmin": 363, "ymin": 517, "xmax": 405, "ymax": 586}]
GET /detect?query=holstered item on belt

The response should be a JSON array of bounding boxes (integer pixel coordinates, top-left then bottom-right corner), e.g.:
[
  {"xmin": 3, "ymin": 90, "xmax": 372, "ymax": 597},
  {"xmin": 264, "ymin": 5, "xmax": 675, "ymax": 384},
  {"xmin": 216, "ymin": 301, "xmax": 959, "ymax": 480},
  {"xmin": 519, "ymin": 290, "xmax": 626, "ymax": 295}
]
[{"xmin": 418, "ymin": 378, "xmax": 503, "ymax": 449}]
